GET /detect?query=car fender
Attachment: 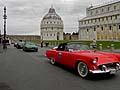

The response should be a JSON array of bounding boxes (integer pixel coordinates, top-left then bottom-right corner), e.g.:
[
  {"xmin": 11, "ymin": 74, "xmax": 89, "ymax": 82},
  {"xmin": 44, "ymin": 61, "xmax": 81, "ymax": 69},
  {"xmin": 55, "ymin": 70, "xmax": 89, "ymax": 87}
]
[{"xmin": 73, "ymin": 55, "xmax": 96, "ymax": 70}]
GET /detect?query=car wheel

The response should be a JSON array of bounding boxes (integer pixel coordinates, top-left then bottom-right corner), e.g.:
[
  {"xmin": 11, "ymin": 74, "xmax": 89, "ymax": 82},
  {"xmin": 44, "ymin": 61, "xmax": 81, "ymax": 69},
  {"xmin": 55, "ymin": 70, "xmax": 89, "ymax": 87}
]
[
  {"xmin": 23, "ymin": 48, "xmax": 26, "ymax": 51},
  {"xmin": 35, "ymin": 49, "xmax": 38, "ymax": 52},
  {"xmin": 50, "ymin": 58, "xmax": 56, "ymax": 65},
  {"xmin": 77, "ymin": 62, "xmax": 89, "ymax": 78}
]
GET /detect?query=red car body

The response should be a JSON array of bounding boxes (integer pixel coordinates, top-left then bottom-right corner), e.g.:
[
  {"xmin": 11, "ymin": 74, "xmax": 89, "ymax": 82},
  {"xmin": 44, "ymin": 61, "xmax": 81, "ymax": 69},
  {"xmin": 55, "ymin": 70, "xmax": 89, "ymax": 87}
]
[{"xmin": 46, "ymin": 43, "xmax": 120, "ymax": 77}]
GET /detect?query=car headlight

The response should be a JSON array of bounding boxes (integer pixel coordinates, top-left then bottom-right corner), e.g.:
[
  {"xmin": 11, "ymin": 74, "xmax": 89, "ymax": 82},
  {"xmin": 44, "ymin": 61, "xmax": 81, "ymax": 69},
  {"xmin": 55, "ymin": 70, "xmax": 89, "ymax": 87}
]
[
  {"xmin": 116, "ymin": 63, "xmax": 120, "ymax": 70},
  {"xmin": 92, "ymin": 58, "xmax": 98, "ymax": 64}
]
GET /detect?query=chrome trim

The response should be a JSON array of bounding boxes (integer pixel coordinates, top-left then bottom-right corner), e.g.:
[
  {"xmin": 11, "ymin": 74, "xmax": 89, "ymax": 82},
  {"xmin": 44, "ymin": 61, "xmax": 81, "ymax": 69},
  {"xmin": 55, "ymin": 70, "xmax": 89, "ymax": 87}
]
[
  {"xmin": 89, "ymin": 68, "xmax": 118, "ymax": 74},
  {"xmin": 102, "ymin": 65, "xmax": 107, "ymax": 71},
  {"xmin": 116, "ymin": 63, "xmax": 120, "ymax": 70}
]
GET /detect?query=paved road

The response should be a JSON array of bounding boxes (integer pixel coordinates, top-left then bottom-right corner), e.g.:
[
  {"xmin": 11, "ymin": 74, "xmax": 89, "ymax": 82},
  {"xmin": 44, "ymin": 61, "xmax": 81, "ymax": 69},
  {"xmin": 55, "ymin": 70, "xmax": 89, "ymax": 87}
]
[{"xmin": 0, "ymin": 45, "xmax": 120, "ymax": 90}]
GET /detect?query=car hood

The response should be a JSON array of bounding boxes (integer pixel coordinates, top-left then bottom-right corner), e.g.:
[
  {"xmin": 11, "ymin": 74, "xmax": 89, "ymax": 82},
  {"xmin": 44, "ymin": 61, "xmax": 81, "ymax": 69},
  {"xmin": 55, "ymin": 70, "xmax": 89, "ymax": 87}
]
[
  {"xmin": 25, "ymin": 45, "xmax": 38, "ymax": 48},
  {"xmin": 18, "ymin": 42, "xmax": 24, "ymax": 46},
  {"xmin": 74, "ymin": 50, "xmax": 119, "ymax": 65}
]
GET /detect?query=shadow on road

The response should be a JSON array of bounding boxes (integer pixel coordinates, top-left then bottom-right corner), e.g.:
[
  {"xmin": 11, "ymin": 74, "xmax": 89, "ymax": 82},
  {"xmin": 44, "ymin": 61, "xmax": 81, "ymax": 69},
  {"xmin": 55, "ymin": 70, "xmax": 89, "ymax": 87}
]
[
  {"xmin": 86, "ymin": 73, "xmax": 117, "ymax": 81},
  {"xmin": 48, "ymin": 62, "xmax": 118, "ymax": 81},
  {"xmin": 0, "ymin": 82, "xmax": 13, "ymax": 90}
]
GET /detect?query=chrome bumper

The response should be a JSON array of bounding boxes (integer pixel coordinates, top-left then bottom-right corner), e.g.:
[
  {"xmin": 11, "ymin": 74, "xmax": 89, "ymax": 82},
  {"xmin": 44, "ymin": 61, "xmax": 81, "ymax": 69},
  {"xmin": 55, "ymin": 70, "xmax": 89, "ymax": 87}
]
[{"xmin": 89, "ymin": 68, "xmax": 119, "ymax": 74}]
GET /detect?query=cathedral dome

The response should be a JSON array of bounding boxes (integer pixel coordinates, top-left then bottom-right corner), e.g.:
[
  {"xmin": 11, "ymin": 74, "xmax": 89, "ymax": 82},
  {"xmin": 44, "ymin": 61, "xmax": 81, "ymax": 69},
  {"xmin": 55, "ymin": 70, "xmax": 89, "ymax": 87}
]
[
  {"xmin": 41, "ymin": 7, "xmax": 63, "ymax": 29},
  {"xmin": 40, "ymin": 6, "xmax": 64, "ymax": 40},
  {"xmin": 43, "ymin": 7, "xmax": 61, "ymax": 20}
]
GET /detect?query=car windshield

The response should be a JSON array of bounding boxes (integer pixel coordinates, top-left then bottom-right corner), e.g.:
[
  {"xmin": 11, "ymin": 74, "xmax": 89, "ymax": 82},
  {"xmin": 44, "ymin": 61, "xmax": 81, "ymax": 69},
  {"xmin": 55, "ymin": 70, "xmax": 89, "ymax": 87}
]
[
  {"xmin": 67, "ymin": 43, "xmax": 90, "ymax": 51},
  {"xmin": 19, "ymin": 41, "xmax": 24, "ymax": 44},
  {"xmin": 26, "ymin": 42, "xmax": 35, "ymax": 45},
  {"xmin": 75, "ymin": 44, "xmax": 90, "ymax": 50}
]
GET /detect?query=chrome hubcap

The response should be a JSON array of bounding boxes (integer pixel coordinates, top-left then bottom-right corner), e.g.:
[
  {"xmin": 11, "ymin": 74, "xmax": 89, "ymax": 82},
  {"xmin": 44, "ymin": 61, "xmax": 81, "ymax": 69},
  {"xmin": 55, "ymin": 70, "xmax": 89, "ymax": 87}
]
[
  {"xmin": 50, "ymin": 59, "xmax": 55, "ymax": 65},
  {"xmin": 77, "ymin": 62, "xmax": 88, "ymax": 77}
]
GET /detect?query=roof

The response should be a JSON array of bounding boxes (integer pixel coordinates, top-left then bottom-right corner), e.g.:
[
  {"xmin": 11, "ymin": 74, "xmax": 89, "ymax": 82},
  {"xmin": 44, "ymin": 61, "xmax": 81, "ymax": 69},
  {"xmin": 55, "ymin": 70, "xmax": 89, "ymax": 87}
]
[
  {"xmin": 79, "ymin": 9, "xmax": 120, "ymax": 21},
  {"xmin": 90, "ymin": 0, "xmax": 120, "ymax": 10},
  {"xmin": 42, "ymin": 7, "xmax": 62, "ymax": 20}
]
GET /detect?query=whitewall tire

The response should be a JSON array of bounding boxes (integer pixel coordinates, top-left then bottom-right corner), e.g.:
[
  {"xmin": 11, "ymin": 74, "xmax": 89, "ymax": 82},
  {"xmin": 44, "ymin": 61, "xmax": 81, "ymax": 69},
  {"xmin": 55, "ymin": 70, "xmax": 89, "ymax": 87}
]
[
  {"xmin": 77, "ymin": 62, "xmax": 89, "ymax": 78},
  {"xmin": 50, "ymin": 58, "xmax": 56, "ymax": 65}
]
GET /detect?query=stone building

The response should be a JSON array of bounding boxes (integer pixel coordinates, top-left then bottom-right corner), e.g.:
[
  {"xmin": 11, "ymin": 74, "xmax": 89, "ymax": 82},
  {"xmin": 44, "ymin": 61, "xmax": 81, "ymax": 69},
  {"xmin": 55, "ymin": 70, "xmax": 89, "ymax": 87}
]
[
  {"xmin": 79, "ymin": 0, "xmax": 120, "ymax": 40},
  {"xmin": 8, "ymin": 35, "xmax": 41, "ymax": 41},
  {"xmin": 40, "ymin": 6, "xmax": 64, "ymax": 40},
  {"xmin": 64, "ymin": 32, "xmax": 78, "ymax": 40}
]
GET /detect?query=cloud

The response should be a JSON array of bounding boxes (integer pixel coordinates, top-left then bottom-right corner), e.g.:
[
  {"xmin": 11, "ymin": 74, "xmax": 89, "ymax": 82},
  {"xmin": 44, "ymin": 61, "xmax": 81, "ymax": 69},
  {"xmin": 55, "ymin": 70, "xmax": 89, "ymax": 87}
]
[{"xmin": 0, "ymin": 0, "xmax": 112, "ymax": 35}]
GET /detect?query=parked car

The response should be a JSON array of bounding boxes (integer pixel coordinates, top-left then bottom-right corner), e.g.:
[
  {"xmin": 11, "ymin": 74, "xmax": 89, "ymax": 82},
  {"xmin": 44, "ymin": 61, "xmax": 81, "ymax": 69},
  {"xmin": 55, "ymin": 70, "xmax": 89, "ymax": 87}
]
[
  {"xmin": 16, "ymin": 41, "xmax": 25, "ymax": 49},
  {"xmin": 14, "ymin": 42, "xmax": 18, "ymax": 47},
  {"xmin": 23, "ymin": 42, "xmax": 38, "ymax": 52},
  {"xmin": 6, "ymin": 40, "xmax": 10, "ymax": 45},
  {"xmin": 46, "ymin": 42, "xmax": 120, "ymax": 78}
]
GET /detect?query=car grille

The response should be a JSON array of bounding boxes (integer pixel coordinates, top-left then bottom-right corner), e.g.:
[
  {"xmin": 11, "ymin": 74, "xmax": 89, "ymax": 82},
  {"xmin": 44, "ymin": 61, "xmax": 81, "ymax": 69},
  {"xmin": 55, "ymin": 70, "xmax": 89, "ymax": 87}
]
[{"xmin": 99, "ymin": 63, "xmax": 116, "ymax": 70}]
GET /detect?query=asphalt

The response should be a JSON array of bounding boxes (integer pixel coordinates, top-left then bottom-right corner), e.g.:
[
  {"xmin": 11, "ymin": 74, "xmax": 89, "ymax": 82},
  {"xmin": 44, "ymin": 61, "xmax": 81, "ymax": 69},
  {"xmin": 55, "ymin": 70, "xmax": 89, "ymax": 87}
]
[{"xmin": 0, "ymin": 45, "xmax": 120, "ymax": 90}]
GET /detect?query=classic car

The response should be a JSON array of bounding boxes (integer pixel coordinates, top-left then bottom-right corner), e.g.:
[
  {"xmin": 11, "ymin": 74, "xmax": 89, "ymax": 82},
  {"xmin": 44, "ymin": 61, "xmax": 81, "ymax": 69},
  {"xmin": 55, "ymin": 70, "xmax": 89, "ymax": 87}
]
[
  {"xmin": 16, "ymin": 41, "xmax": 25, "ymax": 49},
  {"xmin": 14, "ymin": 42, "xmax": 17, "ymax": 47},
  {"xmin": 46, "ymin": 42, "xmax": 120, "ymax": 78},
  {"xmin": 23, "ymin": 42, "xmax": 38, "ymax": 52}
]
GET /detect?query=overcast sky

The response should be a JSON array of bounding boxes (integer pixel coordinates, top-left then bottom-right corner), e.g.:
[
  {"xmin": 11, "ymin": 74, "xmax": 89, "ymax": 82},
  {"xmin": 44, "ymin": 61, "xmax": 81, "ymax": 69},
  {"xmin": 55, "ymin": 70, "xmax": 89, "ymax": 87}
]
[{"xmin": 0, "ymin": 0, "xmax": 115, "ymax": 35}]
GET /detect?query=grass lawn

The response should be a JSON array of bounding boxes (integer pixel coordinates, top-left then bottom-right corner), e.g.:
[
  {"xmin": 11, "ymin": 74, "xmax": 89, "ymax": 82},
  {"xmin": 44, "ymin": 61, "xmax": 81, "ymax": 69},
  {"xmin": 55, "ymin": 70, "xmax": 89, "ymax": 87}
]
[{"xmin": 30, "ymin": 40, "xmax": 120, "ymax": 50}]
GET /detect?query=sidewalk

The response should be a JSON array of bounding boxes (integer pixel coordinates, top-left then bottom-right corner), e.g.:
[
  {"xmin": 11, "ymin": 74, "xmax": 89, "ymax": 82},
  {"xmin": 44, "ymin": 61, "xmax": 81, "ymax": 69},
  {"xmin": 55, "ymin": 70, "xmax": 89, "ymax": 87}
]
[
  {"xmin": 103, "ymin": 49, "xmax": 120, "ymax": 53},
  {"xmin": 112, "ymin": 49, "xmax": 120, "ymax": 53}
]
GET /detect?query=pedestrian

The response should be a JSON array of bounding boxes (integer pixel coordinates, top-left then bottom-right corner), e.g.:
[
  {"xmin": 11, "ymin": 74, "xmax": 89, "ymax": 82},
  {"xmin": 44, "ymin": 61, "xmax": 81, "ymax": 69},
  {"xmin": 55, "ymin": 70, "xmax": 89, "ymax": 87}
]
[
  {"xmin": 45, "ymin": 42, "xmax": 49, "ymax": 47},
  {"xmin": 2, "ymin": 39, "xmax": 7, "ymax": 49},
  {"xmin": 91, "ymin": 39, "xmax": 97, "ymax": 49},
  {"xmin": 41, "ymin": 41, "xmax": 43, "ymax": 48}
]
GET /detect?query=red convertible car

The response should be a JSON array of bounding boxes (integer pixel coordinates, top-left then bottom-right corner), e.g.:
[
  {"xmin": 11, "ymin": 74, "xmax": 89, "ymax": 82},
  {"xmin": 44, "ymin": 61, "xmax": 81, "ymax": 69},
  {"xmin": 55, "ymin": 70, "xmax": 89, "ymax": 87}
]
[{"xmin": 46, "ymin": 42, "xmax": 120, "ymax": 78}]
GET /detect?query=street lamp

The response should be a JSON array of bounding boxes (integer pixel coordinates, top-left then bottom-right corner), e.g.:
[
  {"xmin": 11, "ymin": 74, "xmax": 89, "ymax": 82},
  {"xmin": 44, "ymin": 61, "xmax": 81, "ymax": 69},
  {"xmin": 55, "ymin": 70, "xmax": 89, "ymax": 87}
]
[{"xmin": 3, "ymin": 6, "xmax": 7, "ymax": 49}]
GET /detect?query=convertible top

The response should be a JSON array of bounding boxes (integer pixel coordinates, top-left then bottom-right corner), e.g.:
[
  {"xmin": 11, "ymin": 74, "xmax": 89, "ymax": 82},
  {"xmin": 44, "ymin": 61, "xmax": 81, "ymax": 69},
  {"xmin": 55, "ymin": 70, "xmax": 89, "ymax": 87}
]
[
  {"xmin": 67, "ymin": 42, "xmax": 84, "ymax": 44},
  {"xmin": 60, "ymin": 42, "xmax": 84, "ymax": 45}
]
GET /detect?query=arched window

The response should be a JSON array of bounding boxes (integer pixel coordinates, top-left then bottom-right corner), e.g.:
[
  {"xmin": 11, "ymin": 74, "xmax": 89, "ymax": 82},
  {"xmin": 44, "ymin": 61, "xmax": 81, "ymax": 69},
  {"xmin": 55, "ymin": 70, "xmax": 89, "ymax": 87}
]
[
  {"xmin": 87, "ymin": 29, "xmax": 89, "ymax": 32},
  {"xmin": 111, "ymin": 16, "xmax": 112, "ymax": 20},
  {"xmin": 51, "ymin": 27, "xmax": 53, "ymax": 30},
  {"xmin": 115, "ymin": 15, "xmax": 117, "ymax": 19},
  {"xmin": 114, "ymin": 6, "xmax": 116, "ymax": 10},
  {"xmin": 94, "ymin": 27, "xmax": 96, "ymax": 31},
  {"xmin": 96, "ymin": 10, "xmax": 98, "ymax": 14},
  {"xmin": 102, "ymin": 18, "xmax": 104, "ymax": 21},
  {"xmin": 106, "ymin": 17, "xmax": 108, "ymax": 20},
  {"xmin": 57, "ymin": 32, "xmax": 60, "ymax": 40},
  {"xmin": 101, "ymin": 27, "xmax": 103, "ymax": 31},
  {"xmin": 102, "ymin": 8, "xmax": 104, "ymax": 12},
  {"xmin": 108, "ymin": 7, "xmax": 110, "ymax": 11}
]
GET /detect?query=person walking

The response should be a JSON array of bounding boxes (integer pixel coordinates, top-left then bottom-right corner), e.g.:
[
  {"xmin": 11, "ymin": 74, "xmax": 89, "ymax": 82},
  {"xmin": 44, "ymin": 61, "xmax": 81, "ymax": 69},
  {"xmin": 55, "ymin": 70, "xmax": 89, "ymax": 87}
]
[
  {"xmin": 41, "ymin": 41, "xmax": 44, "ymax": 48},
  {"xmin": 2, "ymin": 39, "xmax": 7, "ymax": 49},
  {"xmin": 45, "ymin": 42, "xmax": 49, "ymax": 47},
  {"xmin": 91, "ymin": 39, "xmax": 97, "ymax": 49}
]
